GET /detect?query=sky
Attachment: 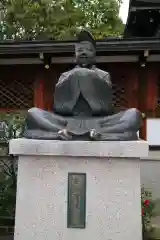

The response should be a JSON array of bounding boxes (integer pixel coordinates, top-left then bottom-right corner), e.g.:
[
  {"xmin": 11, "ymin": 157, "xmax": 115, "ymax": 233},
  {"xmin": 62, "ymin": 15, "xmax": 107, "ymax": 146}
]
[{"xmin": 119, "ymin": 0, "xmax": 130, "ymax": 23}]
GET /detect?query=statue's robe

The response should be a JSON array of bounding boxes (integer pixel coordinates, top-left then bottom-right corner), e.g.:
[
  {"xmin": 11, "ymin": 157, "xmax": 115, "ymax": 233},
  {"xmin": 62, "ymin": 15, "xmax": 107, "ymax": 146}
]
[
  {"xmin": 54, "ymin": 65, "xmax": 112, "ymax": 116},
  {"xmin": 23, "ymin": 65, "xmax": 142, "ymax": 140}
]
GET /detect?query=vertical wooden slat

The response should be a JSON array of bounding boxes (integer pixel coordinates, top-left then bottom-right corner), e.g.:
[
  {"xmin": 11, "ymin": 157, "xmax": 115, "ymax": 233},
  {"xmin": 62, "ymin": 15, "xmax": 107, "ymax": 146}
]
[
  {"xmin": 34, "ymin": 71, "xmax": 45, "ymax": 109},
  {"xmin": 33, "ymin": 66, "xmax": 61, "ymax": 111},
  {"xmin": 139, "ymin": 64, "xmax": 158, "ymax": 140},
  {"xmin": 146, "ymin": 65, "xmax": 158, "ymax": 118},
  {"xmin": 141, "ymin": 119, "xmax": 147, "ymax": 140},
  {"xmin": 126, "ymin": 64, "xmax": 139, "ymax": 109},
  {"xmin": 145, "ymin": 64, "xmax": 158, "ymax": 142},
  {"xmin": 110, "ymin": 63, "xmax": 129, "ymax": 111},
  {"xmin": 44, "ymin": 69, "xmax": 54, "ymax": 112},
  {"xmin": 138, "ymin": 66, "xmax": 147, "ymax": 140}
]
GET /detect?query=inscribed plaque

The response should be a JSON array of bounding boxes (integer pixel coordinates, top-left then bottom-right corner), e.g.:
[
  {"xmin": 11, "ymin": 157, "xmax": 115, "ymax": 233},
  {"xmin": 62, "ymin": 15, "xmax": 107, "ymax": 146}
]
[{"xmin": 67, "ymin": 173, "xmax": 86, "ymax": 228}]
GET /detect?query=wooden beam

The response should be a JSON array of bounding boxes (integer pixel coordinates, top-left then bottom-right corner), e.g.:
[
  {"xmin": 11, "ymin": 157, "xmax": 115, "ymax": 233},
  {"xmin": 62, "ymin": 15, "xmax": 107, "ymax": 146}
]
[
  {"xmin": 139, "ymin": 64, "xmax": 158, "ymax": 140},
  {"xmin": 138, "ymin": 66, "xmax": 147, "ymax": 140},
  {"xmin": 131, "ymin": 6, "xmax": 160, "ymax": 11},
  {"xmin": 2, "ymin": 54, "xmax": 160, "ymax": 65},
  {"xmin": 51, "ymin": 56, "xmax": 139, "ymax": 64},
  {"xmin": 0, "ymin": 55, "xmax": 139, "ymax": 65},
  {"xmin": 126, "ymin": 64, "xmax": 139, "ymax": 109},
  {"xmin": 34, "ymin": 72, "xmax": 45, "ymax": 109},
  {"xmin": 33, "ymin": 67, "xmax": 58, "ymax": 111},
  {"xmin": 43, "ymin": 69, "xmax": 55, "ymax": 112},
  {"xmin": 146, "ymin": 65, "xmax": 158, "ymax": 118}
]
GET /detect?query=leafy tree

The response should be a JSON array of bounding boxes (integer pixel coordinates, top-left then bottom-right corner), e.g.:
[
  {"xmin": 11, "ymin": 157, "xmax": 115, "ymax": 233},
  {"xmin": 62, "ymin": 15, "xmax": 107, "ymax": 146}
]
[
  {"xmin": 0, "ymin": 112, "xmax": 25, "ymax": 234},
  {"xmin": 0, "ymin": 0, "xmax": 124, "ymax": 40}
]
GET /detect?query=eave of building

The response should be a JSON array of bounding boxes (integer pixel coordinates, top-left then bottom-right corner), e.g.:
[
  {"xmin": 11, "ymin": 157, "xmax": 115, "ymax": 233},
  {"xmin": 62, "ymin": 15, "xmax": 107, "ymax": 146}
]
[
  {"xmin": 0, "ymin": 38, "xmax": 160, "ymax": 64},
  {"xmin": 0, "ymin": 38, "xmax": 160, "ymax": 54},
  {"xmin": 129, "ymin": 0, "xmax": 160, "ymax": 8},
  {"xmin": 124, "ymin": 0, "xmax": 160, "ymax": 37}
]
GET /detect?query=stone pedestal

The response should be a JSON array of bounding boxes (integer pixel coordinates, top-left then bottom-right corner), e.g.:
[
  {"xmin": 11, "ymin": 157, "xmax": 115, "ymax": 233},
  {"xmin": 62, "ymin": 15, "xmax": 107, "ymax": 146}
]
[{"xmin": 9, "ymin": 139, "xmax": 148, "ymax": 240}]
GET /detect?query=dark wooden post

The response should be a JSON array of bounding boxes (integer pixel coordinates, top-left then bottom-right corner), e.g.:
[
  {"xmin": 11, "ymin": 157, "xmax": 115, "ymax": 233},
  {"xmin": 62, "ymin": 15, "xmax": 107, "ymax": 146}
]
[
  {"xmin": 138, "ymin": 65, "xmax": 147, "ymax": 140},
  {"xmin": 146, "ymin": 64, "xmax": 158, "ymax": 118},
  {"xmin": 34, "ymin": 71, "xmax": 45, "ymax": 109},
  {"xmin": 34, "ymin": 67, "xmax": 59, "ymax": 111},
  {"xmin": 126, "ymin": 64, "xmax": 139, "ymax": 109},
  {"xmin": 139, "ymin": 63, "xmax": 158, "ymax": 140},
  {"xmin": 43, "ymin": 68, "xmax": 55, "ymax": 112}
]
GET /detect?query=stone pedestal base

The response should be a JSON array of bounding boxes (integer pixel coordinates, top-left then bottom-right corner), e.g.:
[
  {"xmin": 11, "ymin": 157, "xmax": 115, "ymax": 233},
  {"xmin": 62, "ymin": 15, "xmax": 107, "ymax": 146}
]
[{"xmin": 9, "ymin": 140, "xmax": 148, "ymax": 240}]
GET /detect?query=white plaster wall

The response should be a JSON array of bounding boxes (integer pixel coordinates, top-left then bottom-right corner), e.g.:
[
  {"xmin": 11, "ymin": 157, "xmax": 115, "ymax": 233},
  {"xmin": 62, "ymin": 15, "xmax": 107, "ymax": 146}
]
[
  {"xmin": 15, "ymin": 156, "xmax": 142, "ymax": 240},
  {"xmin": 146, "ymin": 119, "xmax": 160, "ymax": 146},
  {"xmin": 140, "ymin": 151, "xmax": 160, "ymax": 199},
  {"xmin": 141, "ymin": 160, "xmax": 160, "ymax": 199}
]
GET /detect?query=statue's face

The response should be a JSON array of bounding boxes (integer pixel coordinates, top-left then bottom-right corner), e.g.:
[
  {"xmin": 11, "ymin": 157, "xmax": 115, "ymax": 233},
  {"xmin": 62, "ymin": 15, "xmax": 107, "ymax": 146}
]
[{"xmin": 75, "ymin": 41, "xmax": 96, "ymax": 67}]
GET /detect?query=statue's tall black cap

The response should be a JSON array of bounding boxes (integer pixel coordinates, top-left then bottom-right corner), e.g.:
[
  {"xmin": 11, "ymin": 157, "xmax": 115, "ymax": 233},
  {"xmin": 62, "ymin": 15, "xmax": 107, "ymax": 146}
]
[{"xmin": 76, "ymin": 29, "xmax": 96, "ymax": 49}]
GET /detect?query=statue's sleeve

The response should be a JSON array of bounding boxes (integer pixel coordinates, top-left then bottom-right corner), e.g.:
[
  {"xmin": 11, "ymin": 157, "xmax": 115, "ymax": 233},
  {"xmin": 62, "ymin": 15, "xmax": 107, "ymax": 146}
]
[
  {"xmin": 54, "ymin": 70, "xmax": 80, "ymax": 115},
  {"xmin": 56, "ymin": 72, "xmax": 69, "ymax": 86},
  {"xmin": 102, "ymin": 72, "xmax": 112, "ymax": 88}
]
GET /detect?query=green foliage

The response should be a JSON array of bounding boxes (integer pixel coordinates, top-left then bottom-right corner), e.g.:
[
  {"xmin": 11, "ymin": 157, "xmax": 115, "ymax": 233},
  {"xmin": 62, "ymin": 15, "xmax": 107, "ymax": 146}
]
[
  {"xmin": 0, "ymin": 157, "xmax": 17, "ymax": 219},
  {"xmin": 0, "ymin": 0, "xmax": 124, "ymax": 40},
  {"xmin": 141, "ymin": 187, "xmax": 155, "ymax": 239},
  {"xmin": 0, "ymin": 111, "xmax": 26, "ymax": 141},
  {"xmin": 0, "ymin": 112, "xmax": 25, "ymax": 225}
]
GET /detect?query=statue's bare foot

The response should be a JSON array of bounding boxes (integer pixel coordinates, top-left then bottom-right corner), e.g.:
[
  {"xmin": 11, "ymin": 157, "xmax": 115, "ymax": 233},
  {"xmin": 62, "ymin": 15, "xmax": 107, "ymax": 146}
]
[
  {"xmin": 90, "ymin": 129, "xmax": 100, "ymax": 140},
  {"xmin": 58, "ymin": 129, "xmax": 72, "ymax": 140}
]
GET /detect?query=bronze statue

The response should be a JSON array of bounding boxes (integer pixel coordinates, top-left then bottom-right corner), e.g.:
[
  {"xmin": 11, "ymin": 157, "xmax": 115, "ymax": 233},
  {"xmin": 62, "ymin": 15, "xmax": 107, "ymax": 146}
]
[{"xmin": 23, "ymin": 30, "xmax": 142, "ymax": 141}]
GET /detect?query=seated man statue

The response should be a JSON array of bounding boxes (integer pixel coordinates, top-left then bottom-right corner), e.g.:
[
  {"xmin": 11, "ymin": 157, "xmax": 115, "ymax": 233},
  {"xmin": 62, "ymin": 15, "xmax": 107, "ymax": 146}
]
[{"xmin": 23, "ymin": 30, "xmax": 142, "ymax": 141}]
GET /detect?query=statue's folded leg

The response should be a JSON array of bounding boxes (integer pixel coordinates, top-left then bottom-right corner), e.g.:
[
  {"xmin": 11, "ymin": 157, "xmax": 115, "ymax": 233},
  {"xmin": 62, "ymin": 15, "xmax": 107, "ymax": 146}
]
[
  {"xmin": 26, "ymin": 107, "xmax": 67, "ymax": 130},
  {"xmin": 90, "ymin": 108, "xmax": 142, "ymax": 141},
  {"xmin": 23, "ymin": 107, "xmax": 68, "ymax": 139},
  {"xmin": 100, "ymin": 108, "xmax": 142, "ymax": 133}
]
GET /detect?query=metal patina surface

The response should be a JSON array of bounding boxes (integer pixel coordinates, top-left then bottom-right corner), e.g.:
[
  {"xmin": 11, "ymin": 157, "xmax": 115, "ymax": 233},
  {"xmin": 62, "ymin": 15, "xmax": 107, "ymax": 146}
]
[
  {"xmin": 67, "ymin": 173, "xmax": 86, "ymax": 229},
  {"xmin": 23, "ymin": 30, "xmax": 142, "ymax": 141}
]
